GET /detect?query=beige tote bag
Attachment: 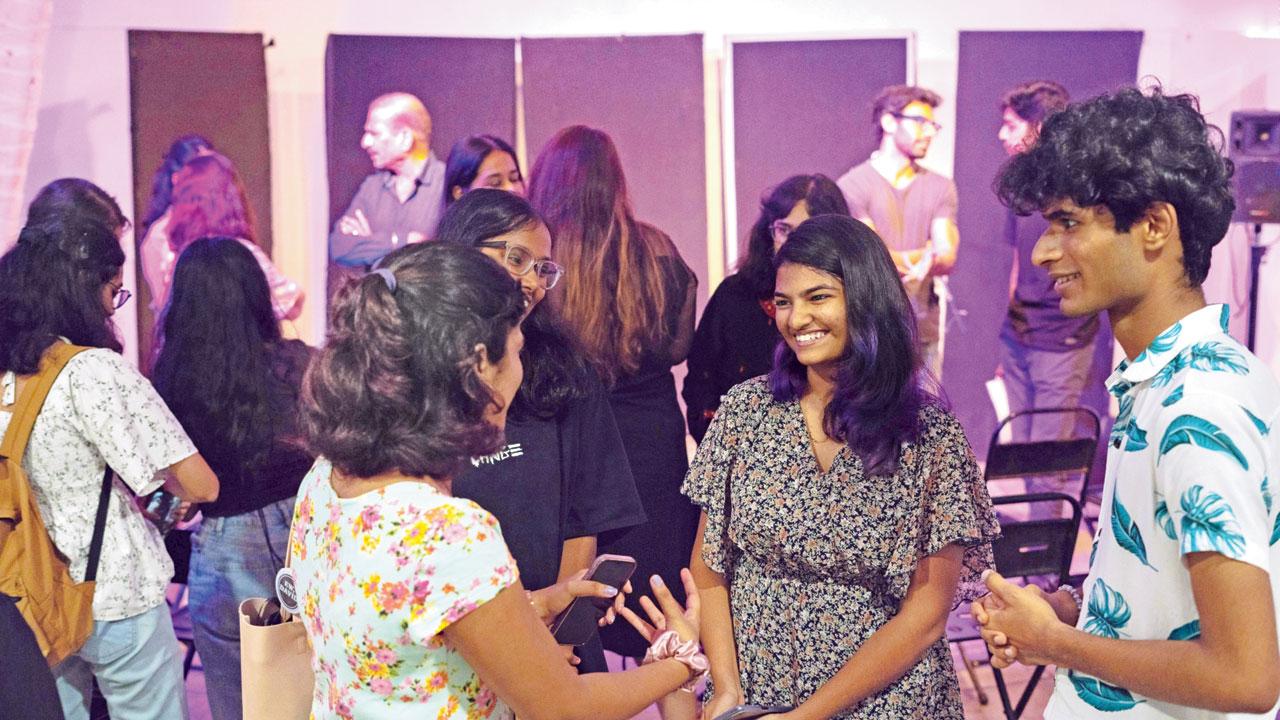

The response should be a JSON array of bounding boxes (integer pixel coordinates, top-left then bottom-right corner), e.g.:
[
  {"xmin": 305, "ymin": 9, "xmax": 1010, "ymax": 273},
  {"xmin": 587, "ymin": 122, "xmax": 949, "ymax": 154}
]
[{"xmin": 239, "ymin": 596, "xmax": 314, "ymax": 719}]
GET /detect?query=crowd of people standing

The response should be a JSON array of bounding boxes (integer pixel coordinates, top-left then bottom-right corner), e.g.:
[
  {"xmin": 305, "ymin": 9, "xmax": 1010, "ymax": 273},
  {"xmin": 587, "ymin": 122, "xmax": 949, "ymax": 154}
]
[{"xmin": 1, "ymin": 79, "xmax": 1277, "ymax": 720}]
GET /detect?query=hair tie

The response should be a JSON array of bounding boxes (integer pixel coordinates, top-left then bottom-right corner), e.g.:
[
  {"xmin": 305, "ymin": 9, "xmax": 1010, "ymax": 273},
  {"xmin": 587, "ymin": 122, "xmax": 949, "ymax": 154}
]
[{"xmin": 372, "ymin": 268, "xmax": 397, "ymax": 293}]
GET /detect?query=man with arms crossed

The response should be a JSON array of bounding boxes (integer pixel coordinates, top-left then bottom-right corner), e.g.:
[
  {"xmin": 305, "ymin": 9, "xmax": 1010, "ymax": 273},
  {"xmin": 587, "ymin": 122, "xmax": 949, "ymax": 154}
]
[
  {"xmin": 329, "ymin": 92, "xmax": 445, "ymax": 276},
  {"xmin": 838, "ymin": 85, "xmax": 959, "ymax": 378},
  {"xmin": 975, "ymin": 86, "xmax": 1280, "ymax": 718}
]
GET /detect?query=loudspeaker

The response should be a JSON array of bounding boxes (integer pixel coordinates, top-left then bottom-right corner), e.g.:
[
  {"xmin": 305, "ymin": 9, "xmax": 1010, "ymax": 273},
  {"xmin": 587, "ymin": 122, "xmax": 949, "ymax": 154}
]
[{"xmin": 1229, "ymin": 110, "xmax": 1280, "ymax": 223}]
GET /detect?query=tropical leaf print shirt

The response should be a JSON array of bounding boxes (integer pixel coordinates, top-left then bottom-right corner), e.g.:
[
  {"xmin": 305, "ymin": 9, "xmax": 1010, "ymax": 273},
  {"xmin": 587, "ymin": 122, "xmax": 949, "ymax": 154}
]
[
  {"xmin": 1045, "ymin": 305, "xmax": 1280, "ymax": 719},
  {"xmin": 290, "ymin": 459, "xmax": 519, "ymax": 719}
]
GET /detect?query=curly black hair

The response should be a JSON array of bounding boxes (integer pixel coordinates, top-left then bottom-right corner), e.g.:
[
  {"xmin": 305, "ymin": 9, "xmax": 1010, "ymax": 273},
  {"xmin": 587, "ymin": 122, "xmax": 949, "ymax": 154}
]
[
  {"xmin": 303, "ymin": 243, "xmax": 524, "ymax": 479},
  {"xmin": 996, "ymin": 85, "xmax": 1235, "ymax": 287}
]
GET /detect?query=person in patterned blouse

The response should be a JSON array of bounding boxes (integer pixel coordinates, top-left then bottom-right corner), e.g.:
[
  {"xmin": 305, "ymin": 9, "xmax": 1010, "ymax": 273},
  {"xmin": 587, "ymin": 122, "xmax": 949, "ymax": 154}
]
[
  {"xmin": 974, "ymin": 86, "xmax": 1280, "ymax": 718},
  {"xmin": 684, "ymin": 214, "xmax": 999, "ymax": 719}
]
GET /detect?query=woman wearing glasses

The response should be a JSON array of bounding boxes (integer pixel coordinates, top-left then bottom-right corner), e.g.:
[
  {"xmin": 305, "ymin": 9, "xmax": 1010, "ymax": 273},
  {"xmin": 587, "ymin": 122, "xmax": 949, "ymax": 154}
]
[
  {"xmin": 0, "ymin": 179, "xmax": 218, "ymax": 720},
  {"xmin": 682, "ymin": 175, "xmax": 848, "ymax": 443},
  {"xmin": 527, "ymin": 126, "xmax": 699, "ymax": 661},
  {"xmin": 434, "ymin": 189, "xmax": 646, "ymax": 673}
]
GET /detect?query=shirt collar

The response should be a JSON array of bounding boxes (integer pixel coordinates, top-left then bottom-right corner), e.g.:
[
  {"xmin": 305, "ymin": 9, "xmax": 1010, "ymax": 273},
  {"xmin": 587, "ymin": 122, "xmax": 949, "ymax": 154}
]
[
  {"xmin": 1105, "ymin": 303, "xmax": 1230, "ymax": 397},
  {"xmin": 379, "ymin": 151, "xmax": 438, "ymax": 189}
]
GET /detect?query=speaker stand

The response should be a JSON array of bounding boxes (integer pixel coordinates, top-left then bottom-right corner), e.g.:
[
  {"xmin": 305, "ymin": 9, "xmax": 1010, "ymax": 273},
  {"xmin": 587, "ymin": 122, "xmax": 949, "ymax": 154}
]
[{"xmin": 1248, "ymin": 223, "xmax": 1271, "ymax": 352}]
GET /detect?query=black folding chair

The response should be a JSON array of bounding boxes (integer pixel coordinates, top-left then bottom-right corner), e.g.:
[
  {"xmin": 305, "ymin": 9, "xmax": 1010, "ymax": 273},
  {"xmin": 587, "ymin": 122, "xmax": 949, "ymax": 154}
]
[
  {"xmin": 986, "ymin": 407, "xmax": 1101, "ymax": 529},
  {"xmin": 947, "ymin": 492, "xmax": 1083, "ymax": 719}
]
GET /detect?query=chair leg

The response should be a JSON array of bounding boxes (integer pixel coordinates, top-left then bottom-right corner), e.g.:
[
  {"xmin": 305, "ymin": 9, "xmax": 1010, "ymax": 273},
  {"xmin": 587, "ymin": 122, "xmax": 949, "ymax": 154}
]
[
  {"xmin": 992, "ymin": 666, "xmax": 1016, "ymax": 719},
  {"xmin": 954, "ymin": 641, "xmax": 989, "ymax": 705},
  {"xmin": 993, "ymin": 663, "xmax": 1049, "ymax": 720}
]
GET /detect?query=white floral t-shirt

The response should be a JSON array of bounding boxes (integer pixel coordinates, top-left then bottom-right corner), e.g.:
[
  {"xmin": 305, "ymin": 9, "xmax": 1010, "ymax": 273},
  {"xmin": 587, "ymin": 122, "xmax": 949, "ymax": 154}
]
[
  {"xmin": 0, "ymin": 348, "xmax": 197, "ymax": 621},
  {"xmin": 1045, "ymin": 305, "xmax": 1280, "ymax": 719},
  {"xmin": 289, "ymin": 459, "xmax": 519, "ymax": 720}
]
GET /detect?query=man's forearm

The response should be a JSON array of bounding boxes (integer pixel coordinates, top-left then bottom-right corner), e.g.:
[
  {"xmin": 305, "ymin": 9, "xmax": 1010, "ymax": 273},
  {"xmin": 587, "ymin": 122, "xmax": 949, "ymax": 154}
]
[
  {"xmin": 1043, "ymin": 626, "xmax": 1278, "ymax": 713},
  {"xmin": 329, "ymin": 228, "xmax": 396, "ymax": 267}
]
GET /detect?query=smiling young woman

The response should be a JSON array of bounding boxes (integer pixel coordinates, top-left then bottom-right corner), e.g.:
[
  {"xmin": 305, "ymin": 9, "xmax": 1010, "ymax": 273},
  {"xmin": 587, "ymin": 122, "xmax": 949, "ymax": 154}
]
[{"xmin": 681, "ymin": 215, "xmax": 998, "ymax": 719}]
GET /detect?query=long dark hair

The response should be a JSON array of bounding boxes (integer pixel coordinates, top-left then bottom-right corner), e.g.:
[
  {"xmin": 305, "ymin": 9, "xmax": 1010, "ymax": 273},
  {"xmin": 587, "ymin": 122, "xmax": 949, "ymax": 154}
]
[
  {"xmin": 152, "ymin": 238, "xmax": 282, "ymax": 474},
  {"xmin": 769, "ymin": 215, "xmax": 928, "ymax": 475},
  {"xmin": 0, "ymin": 179, "xmax": 126, "ymax": 374},
  {"xmin": 303, "ymin": 243, "xmax": 524, "ymax": 479},
  {"xmin": 739, "ymin": 174, "xmax": 849, "ymax": 299},
  {"xmin": 167, "ymin": 153, "xmax": 257, "ymax": 254},
  {"xmin": 142, "ymin": 134, "xmax": 213, "ymax": 233},
  {"xmin": 445, "ymin": 134, "xmax": 522, "ymax": 205},
  {"xmin": 527, "ymin": 125, "xmax": 676, "ymax": 385},
  {"xmin": 435, "ymin": 189, "xmax": 591, "ymax": 419}
]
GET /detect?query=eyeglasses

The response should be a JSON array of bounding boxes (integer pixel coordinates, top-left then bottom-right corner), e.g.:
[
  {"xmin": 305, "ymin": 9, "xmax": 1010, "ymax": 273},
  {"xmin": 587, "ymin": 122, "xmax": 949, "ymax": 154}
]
[
  {"xmin": 107, "ymin": 280, "xmax": 131, "ymax": 309},
  {"xmin": 893, "ymin": 113, "xmax": 943, "ymax": 132},
  {"xmin": 478, "ymin": 241, "xmax": 564, "ymax": 290},
  {"xmin": 770, "ymin": 220, "xmax": 797, "ymax": 243}
]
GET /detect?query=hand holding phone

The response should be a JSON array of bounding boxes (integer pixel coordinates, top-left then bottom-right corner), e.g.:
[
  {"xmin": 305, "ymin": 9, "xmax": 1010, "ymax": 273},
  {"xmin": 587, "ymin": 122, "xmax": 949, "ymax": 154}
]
[{"xmin": 549, "ymin": 554, "xmax": 636, "ymax": 646}]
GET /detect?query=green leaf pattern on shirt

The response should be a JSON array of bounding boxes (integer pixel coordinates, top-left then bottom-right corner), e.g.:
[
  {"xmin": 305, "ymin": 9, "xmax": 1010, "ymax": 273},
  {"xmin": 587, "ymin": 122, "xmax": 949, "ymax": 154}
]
[
  {"xmin": 1083, "ymin": 578, "xmax": 1131, "ymax": 639},
  {"xmin": 1158, "ymin": 415, "xmax": 1249, "ymax": 471},
  {"xmin": 1179, "ymin": 485, "xmax": 1247, "ymax": 558}
]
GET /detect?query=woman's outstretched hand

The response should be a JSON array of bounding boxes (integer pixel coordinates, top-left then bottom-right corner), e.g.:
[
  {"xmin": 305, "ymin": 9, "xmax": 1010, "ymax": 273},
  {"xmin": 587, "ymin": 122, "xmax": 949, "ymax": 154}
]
[
  {"xmin": 527, "ymin": 570, "xmax": 632, "ymax": 626},
  {"xmin": 619, "ymin": 568, "xmax": 701, "ymax": 645}
]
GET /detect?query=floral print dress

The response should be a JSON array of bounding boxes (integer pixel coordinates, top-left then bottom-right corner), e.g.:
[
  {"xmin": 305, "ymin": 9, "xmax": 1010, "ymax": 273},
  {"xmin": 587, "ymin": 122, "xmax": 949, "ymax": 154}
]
[
  {"xmin": 290, "ymin": 459, "xmax": 519, "ymax": 719},
  {"xmin": 682, "ymin": 378, "xmax": 999, "ymax": 719}
]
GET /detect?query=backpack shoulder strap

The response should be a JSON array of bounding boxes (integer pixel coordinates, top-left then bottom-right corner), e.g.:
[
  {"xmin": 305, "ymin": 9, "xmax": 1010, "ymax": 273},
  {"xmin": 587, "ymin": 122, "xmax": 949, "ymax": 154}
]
[{"xmin": 0, "ymin": 344, "xmax": 90, "ymax": 465}]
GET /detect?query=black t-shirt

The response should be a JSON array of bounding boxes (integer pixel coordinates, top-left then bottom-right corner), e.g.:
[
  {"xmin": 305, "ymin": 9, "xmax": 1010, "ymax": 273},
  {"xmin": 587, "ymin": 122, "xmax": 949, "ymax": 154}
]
[
  {"xmin": 453, "ymin": 383, "xmax": 646, "ymax": 592},
  {"xmin": 1002, "ymin": 211, "xmax": 1099, "ymax": 351},
  {"xmin": 682, "ymin": 272, "xmax": 779, "ymax": 443},
  {"xmin": 201, "ymin": 339, "xmax": 315, "ymax": 518}
]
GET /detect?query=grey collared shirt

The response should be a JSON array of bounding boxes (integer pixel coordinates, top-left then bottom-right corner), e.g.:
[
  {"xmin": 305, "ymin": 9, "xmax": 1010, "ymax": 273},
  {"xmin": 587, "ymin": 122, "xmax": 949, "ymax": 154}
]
[{"xmin": 328, "ymin": 152, "xmax": 446, "ymax": 268}]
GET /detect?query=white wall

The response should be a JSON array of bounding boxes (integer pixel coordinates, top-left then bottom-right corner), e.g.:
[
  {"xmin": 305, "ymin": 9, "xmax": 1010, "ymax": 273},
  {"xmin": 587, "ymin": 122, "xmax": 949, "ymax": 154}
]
[{"xmin": 30, "ymin": 0, "xmax": 1280, "ymax": 359}]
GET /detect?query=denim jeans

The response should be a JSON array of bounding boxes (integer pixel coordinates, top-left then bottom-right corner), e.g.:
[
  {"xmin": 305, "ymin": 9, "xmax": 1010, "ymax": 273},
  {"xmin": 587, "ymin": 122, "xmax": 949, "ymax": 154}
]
[
  {"xmin": 999, "ymin": 336, "xmax": 1098, "ymax": 519},
  {"xmin": 188, "ymin": 496, "xmax": 294, "ymax": 720},
  {"xmin": 54, "ymin": 601, "xmax": 188, "ymax": 720}
]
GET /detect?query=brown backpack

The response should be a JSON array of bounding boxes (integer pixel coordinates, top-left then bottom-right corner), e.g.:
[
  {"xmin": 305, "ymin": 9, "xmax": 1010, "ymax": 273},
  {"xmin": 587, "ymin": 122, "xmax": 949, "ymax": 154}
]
[{"xmin": 0, "ymin": 343, "xmax": 114, "ymax": 667}]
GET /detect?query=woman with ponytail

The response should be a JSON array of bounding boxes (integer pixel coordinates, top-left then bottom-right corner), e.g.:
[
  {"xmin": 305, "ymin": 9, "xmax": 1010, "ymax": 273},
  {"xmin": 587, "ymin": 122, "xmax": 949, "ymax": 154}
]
[{"xmin": 290, "ymin": 242, "xmax": 706, "ymax": 719}]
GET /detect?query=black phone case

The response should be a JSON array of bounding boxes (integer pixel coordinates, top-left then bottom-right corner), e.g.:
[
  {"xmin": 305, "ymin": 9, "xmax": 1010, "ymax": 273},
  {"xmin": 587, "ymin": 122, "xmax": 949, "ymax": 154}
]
[
  {"xmin": 711, "ymin": 705, "xmax": 793, "ymax": 720},
  {"xmin": 548, "ymin": 556, "xmax": 635, "ymax": 646}
]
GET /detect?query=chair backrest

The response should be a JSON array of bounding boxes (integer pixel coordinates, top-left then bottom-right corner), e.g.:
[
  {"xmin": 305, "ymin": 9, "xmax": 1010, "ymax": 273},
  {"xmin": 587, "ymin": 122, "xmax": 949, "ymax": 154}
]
[
  {"xmin": 986, "ymin": 406, "xmax": 1102, "ymax": 510},
  {"xmin": 991, "ymin": 492, "xmax": 1082, "ymax": 582}
]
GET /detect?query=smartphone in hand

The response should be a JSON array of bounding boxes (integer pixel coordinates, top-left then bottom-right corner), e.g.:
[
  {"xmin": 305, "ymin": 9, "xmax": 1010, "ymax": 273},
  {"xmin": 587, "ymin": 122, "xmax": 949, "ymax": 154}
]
[
  {"xmin": 711, "ymin": 705, "xmax": 794, "ymax": 720},
  {"xmin": 549, "ymin": 554, "xmax": 636, "ymax": 646}
]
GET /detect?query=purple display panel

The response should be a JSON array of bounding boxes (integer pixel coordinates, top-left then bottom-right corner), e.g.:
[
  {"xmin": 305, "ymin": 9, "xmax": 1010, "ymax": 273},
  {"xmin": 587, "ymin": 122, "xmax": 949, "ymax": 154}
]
[
  {"xmin": 728, "ymin": 38, "xmax": 907, "ymax": 266},
  {"xmin": 522, "ymin": 34, "xmax": 707, "ymax": 304},
  {"xmin": 949, "ymin": 31, "xmax": 1142, "ymax": 460},
  {"xmin": 325, "ymin": 35, "xmax": 516, "ymax": 227}
]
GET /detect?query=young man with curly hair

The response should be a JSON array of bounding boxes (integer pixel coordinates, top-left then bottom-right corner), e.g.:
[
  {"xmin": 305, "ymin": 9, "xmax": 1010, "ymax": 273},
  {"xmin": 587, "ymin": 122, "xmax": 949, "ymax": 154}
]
[{"xmin": 974, "ymin": 86, "xmax": 1280, "ymax": 718}]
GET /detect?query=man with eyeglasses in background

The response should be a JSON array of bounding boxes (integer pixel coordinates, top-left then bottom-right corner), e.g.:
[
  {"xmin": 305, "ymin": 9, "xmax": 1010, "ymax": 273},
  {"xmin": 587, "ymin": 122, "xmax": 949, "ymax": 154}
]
[{"xmin": 838, "ymin": 84, "xmax": 959, "ymax": 378}]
